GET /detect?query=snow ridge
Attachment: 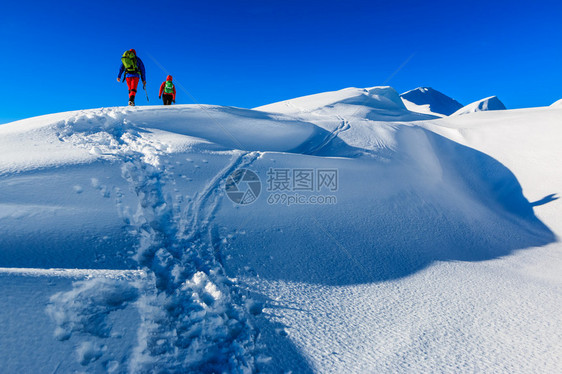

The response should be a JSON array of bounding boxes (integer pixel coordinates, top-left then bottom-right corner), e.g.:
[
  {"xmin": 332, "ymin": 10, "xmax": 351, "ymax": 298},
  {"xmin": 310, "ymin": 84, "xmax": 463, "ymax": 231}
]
[
  {"xmin": 451, "ymin": 96, "xmax": 506, "ymax": 116},
  {"xmin": 255, "ymin": 86, "xmax": 436, "ymax": 121}
]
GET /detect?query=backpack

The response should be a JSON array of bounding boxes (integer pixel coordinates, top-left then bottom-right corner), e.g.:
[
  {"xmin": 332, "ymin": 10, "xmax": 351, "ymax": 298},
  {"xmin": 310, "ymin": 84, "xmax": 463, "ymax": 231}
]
[
  {"xmin": 164, "ymin": 81, "xmax": 174, "ymax": 94},
  {"xmin": 121, "ymin": 51, "xmax": 138, "ymax": 74}
]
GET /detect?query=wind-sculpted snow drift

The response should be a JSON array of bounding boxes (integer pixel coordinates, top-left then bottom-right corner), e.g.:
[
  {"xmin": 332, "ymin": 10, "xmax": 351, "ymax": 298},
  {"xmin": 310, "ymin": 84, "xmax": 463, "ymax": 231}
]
[{"xmin": 0, "ymin": 89, "xmax": 561, "ymax": 373}]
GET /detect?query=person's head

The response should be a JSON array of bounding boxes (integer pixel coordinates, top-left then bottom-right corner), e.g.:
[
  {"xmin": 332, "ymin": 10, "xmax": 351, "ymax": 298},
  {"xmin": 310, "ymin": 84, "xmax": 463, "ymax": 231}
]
[
  {"xmin": 129, "ymin": 49, "xmax": 136, "ymax": 56},
  {"xmin": 166, "ymin": 75, "xmax": 173, "ymax": 82}
]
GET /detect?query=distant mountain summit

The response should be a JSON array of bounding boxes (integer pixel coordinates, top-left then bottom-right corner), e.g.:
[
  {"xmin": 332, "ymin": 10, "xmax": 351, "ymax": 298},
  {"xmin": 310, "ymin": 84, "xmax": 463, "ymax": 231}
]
[
  {"xmin": 400, "ymin": 87, "xmax": 463, "ymax": 116},
  {"xmin": 451, "ymin": 96, "xmax": 506, "ymax": 116}
]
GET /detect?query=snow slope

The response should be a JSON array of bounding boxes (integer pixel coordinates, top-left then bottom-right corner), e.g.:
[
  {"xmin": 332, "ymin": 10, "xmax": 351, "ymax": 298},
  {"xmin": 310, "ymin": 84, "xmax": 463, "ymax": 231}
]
[
  {"xmin": 1, "ymin": 90, "xmax": 561, "ymax": 373},
  {"xmin": 400, "ymin": 87, "xmax": 463, "ymax": 116},
  {"xmin": 451, "ymin": 95, "xmax": 507, "ymax": 115}
]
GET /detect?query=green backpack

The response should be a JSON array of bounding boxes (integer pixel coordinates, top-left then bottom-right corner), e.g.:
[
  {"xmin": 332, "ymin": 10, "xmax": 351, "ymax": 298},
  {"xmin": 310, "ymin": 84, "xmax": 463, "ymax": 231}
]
[
  {"xmin": 121, "ymin": 51, "xmax": 138, "ymax": 74},
  {"xmin": 164, "ymin": 81, "xmax": 174, "ymax": 94}
]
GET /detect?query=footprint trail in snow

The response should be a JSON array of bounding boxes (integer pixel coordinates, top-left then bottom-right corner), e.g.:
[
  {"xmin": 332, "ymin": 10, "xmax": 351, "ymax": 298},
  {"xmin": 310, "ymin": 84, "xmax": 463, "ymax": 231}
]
[{"xmin": 48, "ymin": 108, "xmax": 262, "ymax": 372}]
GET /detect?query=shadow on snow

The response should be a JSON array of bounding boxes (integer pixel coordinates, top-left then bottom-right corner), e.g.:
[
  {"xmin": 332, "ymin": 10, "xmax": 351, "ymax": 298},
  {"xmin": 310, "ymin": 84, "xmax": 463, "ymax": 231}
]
[{"xmin": 222, "ymin": 127, "xmax": 557, "ymax": 286}]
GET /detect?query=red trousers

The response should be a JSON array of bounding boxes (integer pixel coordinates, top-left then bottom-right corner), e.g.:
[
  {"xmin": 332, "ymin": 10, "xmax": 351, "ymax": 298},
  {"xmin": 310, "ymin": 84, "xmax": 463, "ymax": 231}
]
[{"xmin": 126, "ymin": 77, "xmax": 140, "ymax": 100}]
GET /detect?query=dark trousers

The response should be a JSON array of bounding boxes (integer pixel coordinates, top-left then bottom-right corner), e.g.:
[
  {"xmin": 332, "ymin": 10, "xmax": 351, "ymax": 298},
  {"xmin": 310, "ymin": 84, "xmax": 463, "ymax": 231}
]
[{"xmin": 163, "ymin": 94, "xmax": 173, "ymax": 105}]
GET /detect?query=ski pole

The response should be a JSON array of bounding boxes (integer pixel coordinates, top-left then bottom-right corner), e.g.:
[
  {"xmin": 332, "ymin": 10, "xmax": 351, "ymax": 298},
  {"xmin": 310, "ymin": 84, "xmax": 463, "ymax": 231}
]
[{"xmin": 144, "ymin": 83, "xmax": 149, "ymax": 102}]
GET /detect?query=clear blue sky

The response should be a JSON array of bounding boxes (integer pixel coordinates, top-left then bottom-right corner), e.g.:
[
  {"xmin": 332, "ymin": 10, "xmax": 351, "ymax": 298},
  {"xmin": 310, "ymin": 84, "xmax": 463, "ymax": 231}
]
[{"xmin": 1, "ymin": 0, "xmax": 561, "ymax": 123}]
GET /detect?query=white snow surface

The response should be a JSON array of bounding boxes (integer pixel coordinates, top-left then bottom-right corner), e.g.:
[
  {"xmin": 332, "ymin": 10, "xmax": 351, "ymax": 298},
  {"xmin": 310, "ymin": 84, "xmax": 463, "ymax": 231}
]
[
  {"xmin": 451, "ymin": 95, "xmax": 507, "ymax": 116},
  {"xmin": 1, "ymin": 89, "xmax": 562, "ymax": 373}
]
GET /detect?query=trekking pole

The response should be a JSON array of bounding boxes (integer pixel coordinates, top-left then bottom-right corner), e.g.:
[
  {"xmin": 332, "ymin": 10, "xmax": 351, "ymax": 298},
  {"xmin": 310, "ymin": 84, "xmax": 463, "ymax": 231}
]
[{"xmin": 144, "ymin": 83, "xmax": 149, "ymax": 102}]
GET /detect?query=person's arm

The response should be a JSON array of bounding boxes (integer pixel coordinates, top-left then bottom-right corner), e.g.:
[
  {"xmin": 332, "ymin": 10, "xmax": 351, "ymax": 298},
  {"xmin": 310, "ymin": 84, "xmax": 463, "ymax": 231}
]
[
  {"xmin": 117, "ymin": 64, "xmax": 124, "ymax": 82},
  {"xmin": 137, "ymin": 58, "xmax": 146, "ymax": 85},
  {"xmin": 159, "ymin": 82, "xmax": 165, "ymax": 98}
]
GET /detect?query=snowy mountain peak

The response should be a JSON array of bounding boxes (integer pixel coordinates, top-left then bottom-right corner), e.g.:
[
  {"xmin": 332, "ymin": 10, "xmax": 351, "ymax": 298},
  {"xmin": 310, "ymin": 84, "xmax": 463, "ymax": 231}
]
[
  {"xmin": 451, "ymin": 96, "xmax": 506, "ymax": 116},
  {"xmin": 257, "ymin": 86, "xmax": 405, "ymax": 112},
  {"xmin": 550, "ymin": 98, "xmax": 562, "ymax": 106},
  {"xmin": 400, "ymin": 87, "xmax": 463, "ymax": 117},
  {"xmin": 255, "ymin": 85, "xmax": 435, "ymax": 121}
]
